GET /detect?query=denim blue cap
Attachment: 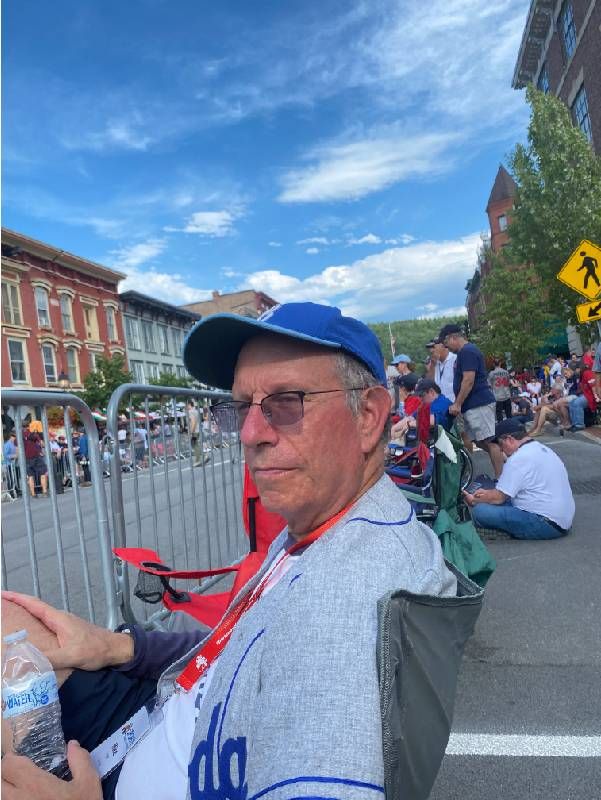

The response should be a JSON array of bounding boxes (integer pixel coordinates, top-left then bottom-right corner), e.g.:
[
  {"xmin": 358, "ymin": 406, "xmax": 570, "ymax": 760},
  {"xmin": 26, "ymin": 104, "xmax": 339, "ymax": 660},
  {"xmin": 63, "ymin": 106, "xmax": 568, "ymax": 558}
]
[
  {"xmin": 183, "ymin": 302, "xmax": 386, "ymax": 389},
  {"xmin": 391, "ymin": 353, "xmax": 411, "ymax": 365}
]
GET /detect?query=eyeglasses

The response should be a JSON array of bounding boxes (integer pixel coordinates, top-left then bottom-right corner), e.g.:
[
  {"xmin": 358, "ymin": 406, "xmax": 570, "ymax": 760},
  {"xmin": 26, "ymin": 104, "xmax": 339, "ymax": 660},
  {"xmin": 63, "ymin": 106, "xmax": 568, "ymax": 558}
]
[{"xmin": 211, "ymin": 388, "xmax": 366, "ymax": 429}]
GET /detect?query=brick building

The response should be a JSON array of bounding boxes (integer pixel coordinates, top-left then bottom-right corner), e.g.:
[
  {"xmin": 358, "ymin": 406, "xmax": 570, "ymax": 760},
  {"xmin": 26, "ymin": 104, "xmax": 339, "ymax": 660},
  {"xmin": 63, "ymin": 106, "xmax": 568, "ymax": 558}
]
[
  {"xmin": 1, "ymin": 228, "xmax": 126, "ymax": 390},
  {"xmin": 119, "ymin": 290, "xmax": 200, "ymax": 384},
  {"xmin": 181, "ymin": 289, "xmax": 278, "ymax": 319},
  {"xmin": 466, "ymin": 166, "xmax": 518, "ymax": 330},
  {"xmin": 513, "ymin": 0, "xmax": 600, "ymax": 152}
]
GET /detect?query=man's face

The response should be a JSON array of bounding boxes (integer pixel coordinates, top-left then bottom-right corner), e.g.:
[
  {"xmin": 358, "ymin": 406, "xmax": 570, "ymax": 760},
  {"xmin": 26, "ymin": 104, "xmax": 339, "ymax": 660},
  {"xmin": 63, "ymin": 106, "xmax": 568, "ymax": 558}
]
[
  {"xmin": 443, "ymin": 334, "xmax": 460, "ymax": 353},
  {"xmin": 395, "ymin": 361, "xmax": 409, "ymax": 374},
  {"xmin": 497, "ymin": 435, "xmax": 519, "ymax": 456},
  {"xmin": 232, "ymin": 335, "xmax": 379, "ymax": 535},
  {"xmin": 422, "ymin": 389, "xmax": 438, "ymax": 405}
]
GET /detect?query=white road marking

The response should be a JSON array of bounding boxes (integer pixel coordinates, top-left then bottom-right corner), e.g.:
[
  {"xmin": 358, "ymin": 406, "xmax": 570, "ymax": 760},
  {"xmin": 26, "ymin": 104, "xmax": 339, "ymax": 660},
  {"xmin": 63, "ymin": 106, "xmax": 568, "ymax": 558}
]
[{"xmin": 446, "ymin": 733, "xmax": 601, "ymax": 757}]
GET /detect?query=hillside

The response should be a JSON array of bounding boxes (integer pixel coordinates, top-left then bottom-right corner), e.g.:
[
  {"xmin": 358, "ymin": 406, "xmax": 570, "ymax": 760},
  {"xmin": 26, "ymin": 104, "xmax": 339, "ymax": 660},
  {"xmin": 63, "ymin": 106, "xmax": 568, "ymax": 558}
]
[{"xmin": 369, "ymin": 314, "xmax": 467, "ymax": 370}]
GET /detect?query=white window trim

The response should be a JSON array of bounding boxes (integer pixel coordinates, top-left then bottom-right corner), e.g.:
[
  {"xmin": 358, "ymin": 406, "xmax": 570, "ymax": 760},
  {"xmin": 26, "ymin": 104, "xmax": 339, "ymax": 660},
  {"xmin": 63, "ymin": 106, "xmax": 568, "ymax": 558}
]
[
  {"xmin": 82, "ymin": 302, "xmax": 100, "ymax": 341},
  {"xmin": 6, "ymin": 337, "xmax": 30, "ymax": 385},
  {"xmin": 59, "ymin": 292, "xmax": 75, "ymax": 334},
  {"xmin": 30, "ymin": 278, "xmax": 53, "ymax": 292},
  {"xmin": 65, "ymin": 346, "xmax": 81, "ymax": 385},
  {"xmin": 41, "ymin": 342, "xmax": 58, "ymax": 385},
  {"xmin": 125, "ymin": 316, "xmax": 141, "ymax": 350},
  {"xmin": 55, "ymin": 286, "xmax": 75, "ymax": 299},
  {"xmin": 2, "ymin": 280, "xmax": 24, "ymax": 326},
  {"xmin": 105, "ymin": 305, "xmax": 118, "ymax": 341},
  {"xmin": 34, "ymin": 285, "xmax": 52, "ymax": 328},
  {"xmin": 79, "ymin": 295, "xmax": 99, "ymax": 307}
]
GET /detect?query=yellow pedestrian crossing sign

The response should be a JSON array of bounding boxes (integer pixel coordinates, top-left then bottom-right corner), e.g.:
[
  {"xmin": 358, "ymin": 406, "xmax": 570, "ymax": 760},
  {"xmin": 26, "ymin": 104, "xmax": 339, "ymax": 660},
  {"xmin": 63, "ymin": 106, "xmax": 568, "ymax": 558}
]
[
  {"xmin": 576, "ymin": 299, "xmax": 601, "ymax": 324},
  {"xmin": 557, "ymin": 240, "xmax": 601, "ymax": 300}
]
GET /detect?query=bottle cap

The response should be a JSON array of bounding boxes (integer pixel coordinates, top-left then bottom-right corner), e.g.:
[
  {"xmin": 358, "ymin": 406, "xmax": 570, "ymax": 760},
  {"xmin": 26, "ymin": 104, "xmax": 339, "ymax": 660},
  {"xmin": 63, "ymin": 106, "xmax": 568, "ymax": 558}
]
[{"xmin": 3, "ymin": 629, "xmax": 27, "ymax": 645}]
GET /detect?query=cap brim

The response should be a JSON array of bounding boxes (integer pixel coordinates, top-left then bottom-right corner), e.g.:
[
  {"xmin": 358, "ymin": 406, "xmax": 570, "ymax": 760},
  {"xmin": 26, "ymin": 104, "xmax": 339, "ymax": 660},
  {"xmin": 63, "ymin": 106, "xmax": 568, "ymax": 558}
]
[{"xmin": 183, "ymin": 313, "xmax": 340, "ymax": 389}]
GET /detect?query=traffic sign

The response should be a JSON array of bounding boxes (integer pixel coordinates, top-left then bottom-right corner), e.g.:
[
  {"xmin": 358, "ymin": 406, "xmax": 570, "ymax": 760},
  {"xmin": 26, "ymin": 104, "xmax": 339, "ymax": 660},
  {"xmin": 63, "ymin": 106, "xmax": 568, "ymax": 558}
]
[
  {"xmin": 556, "ymin": 239, "xmax": 601, "ymax": 300},
  {"xmin": 576, "ymin": 298, "xmax": 601, "ymax": 324}
]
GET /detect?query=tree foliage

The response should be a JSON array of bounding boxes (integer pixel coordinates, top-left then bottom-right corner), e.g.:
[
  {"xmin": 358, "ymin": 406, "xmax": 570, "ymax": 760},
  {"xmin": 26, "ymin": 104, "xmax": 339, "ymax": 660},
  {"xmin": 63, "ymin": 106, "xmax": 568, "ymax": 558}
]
[
  {"xmin": 506, "ymin": 86, "xmax": 601, "ymax": 326},
  {"xmin": 473, "ymin": 254, "xmax": 555, "ymax": 368},
  {"xmin": 81, "ymin": 354, "xmax": 133, "ymax": 411},
  {"xmin": 148, "ymin": 371, "xmax": 194, "ymax": 389},
  {"xmin": 369, "ymin": 314, "xmax": 467, "ymax": 370}
]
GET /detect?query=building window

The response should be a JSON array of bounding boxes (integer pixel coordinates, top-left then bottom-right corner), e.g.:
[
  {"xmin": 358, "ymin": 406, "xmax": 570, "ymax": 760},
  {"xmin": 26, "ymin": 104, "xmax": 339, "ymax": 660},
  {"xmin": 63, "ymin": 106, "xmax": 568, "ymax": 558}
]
[
  {"xmin": 66, "ymin": 347, "xmax": 79, "ymax": 384},
  {"xmin": 559, "ymin": 2, "xmax": 577, "ymax": 59},
  {"xmin": 89, "ymin": 351, "xmax": 102, "ymax": 371},
  {"xmin": 35, "ymin": 286, "xmax": 51, "ymax": 327},
  {"xmin": 41, "ymin": 343, "xmax": 57, "ymax": 383},
  {"xmin": 159, "ymin": 326, "xmax": 170, "ymax": 354},
  {"xmin": 106, "ymin": 306, "xmax": 117, "ymax": 341},
  {"xmin": 537, "ymin": 63, "xmax": 549, "ymax": 94},
  {"xmin": 171, "ymin": 328, "xmax": 183, "ymax": 355},
  {"xmin": 60, "ymin": 294, "xmax": 74, "ymax": 333},
  {"xmin": 131, "ymin": 360, "xmax": 145, "ymax": 383},
  {"xmin": 498, "ymin": 214, "xmax": 508, "ymax": 232},
  {"xmin": 162, "ymin": 363, "xmax": 175, "ymax": 374},
  {"xmin": 82, "ymin": 304, "xmax": 99, "ymax": 340},
  {"xmin": 176, "ymin": 365, "xmax": 187, "ymax": 378},
  {"xmin": 7, "ymin": 339, "xmax": 27, "ymax": 382},
  {"xmin": 572, "ymin": 85, "xmax": 593, "ymax": 142},
  {"xmin": 125, "ymin": 316, "xmax": 141, "ymax": 349},
  {"xmin": 146, "ymin": 363, "xmax": 160, "ymax": 380},
  {"xmin": 1, "ymin": 282, "xmax": 22, "ymax": 325},
  {"xmin": 142, "ymin": 321, "xmax": 156, "ymax": 353}
]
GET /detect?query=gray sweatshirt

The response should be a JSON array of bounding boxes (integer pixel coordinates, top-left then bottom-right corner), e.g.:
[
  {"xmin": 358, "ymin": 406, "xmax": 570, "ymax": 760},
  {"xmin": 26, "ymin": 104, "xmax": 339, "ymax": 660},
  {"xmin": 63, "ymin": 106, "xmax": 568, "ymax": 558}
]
[{"xmin": 153, "ymin": 474, "xmax": 460, "ymax": 800}]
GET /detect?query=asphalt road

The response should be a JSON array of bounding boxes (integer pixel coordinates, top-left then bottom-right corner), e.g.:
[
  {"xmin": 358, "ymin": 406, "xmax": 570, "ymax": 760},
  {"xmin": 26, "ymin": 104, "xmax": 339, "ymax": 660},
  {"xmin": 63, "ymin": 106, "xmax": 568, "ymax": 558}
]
[
  {"xmin": 1, "ymin": 446, "xmax": 246, "ymax": 626},
  {"xmin": 2, "ymin": 433, "xmax": 600, "ymax": 797},
  {"xmin": 429, "ymin": 433, "xmax": 601, "ymax": 800}
]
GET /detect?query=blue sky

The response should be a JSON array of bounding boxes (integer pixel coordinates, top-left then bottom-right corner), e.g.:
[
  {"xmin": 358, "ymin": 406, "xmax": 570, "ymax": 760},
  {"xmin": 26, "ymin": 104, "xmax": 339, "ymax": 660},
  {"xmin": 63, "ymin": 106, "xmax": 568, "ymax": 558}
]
[{"xmin": 2, "ymin": 0, "xmax": 530, "ymax": 322}]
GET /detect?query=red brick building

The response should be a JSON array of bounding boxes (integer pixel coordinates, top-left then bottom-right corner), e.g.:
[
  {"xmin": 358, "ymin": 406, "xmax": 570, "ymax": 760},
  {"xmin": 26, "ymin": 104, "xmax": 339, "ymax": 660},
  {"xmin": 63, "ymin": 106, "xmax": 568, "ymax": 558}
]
[
  {"xmin": 181, "ymin": 289, "xmax": 278, "ymax": 319},
  {"xmin": 513, "ymin": 0, "xmax": 600, "ymax": 152},
  {"xmin": 466, "ymin": 166, "xmax": 517, "ymax": 330},
  {"xmin": 1, "ymin": 228, "xmax": 126, "ymax": 390}
]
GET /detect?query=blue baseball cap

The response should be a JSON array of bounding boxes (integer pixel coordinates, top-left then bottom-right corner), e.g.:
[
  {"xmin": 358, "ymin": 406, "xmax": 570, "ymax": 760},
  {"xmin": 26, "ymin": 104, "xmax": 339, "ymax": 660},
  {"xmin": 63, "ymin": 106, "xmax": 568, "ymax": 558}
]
[
  {"xmin": 183, "ymin": 302, "xmax": 386, "ymax": 389},
  {"xmin": 391, "ymin": 354, "xmax": 411, "ymax": 365}
]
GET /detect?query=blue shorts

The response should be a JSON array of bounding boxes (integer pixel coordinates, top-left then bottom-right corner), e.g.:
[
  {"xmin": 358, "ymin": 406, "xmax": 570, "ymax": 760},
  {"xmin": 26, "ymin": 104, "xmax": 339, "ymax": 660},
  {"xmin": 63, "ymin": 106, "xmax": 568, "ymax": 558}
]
[{"xmin": 59, "ymin": 668, "xmax": 156, "ymax": 799}]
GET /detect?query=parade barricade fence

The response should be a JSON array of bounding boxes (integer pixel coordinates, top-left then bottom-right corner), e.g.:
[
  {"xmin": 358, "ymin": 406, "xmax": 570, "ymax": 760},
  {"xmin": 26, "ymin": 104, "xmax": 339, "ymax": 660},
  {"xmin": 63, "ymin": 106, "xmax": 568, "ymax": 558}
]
[
  {"xmin": 1, "ymin": 390, "xmax": 119, "ymax": 629},
  {"xmin": 105, "ymin": 384, "xmax": 246, "ymax": 629}
]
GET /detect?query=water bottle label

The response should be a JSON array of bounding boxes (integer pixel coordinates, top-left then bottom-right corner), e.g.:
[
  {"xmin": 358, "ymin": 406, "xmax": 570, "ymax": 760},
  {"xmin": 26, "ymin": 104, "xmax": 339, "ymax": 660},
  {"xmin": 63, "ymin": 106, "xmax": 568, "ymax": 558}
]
[{"xmin": 2, "ymin": 672, "xmax": 59, "ymax": 718}]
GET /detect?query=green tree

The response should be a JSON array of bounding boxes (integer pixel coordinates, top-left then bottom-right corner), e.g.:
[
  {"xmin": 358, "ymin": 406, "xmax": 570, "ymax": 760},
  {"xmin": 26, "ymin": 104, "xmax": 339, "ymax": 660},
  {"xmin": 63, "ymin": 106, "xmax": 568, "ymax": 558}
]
[
  {"xmin": 506, "ymin": 86, "xmax": 601, "ymax": 325},
  {"xmin": 369, "ymin": 314, "xmax": 467, "ymax": 372},
  {"xmin": 81, "ymin": 354, "xmax": 133, "ymax": 411},
  {"xmin": 473, "ymin": 254, "xmax": 555, "ymax": 367},
  {"xmin": 148, "ymin": 371, "xmax": 194, "ymax": 389}
]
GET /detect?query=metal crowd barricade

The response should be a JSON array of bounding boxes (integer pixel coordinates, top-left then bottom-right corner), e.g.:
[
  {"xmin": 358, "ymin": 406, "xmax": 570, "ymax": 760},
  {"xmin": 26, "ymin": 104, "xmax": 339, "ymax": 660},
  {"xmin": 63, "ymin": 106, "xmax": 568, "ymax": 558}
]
[
  {"xmin": 106, "ymin": 383, "xmax": 246, "ymax": 628},
  {"xmin": 1, "ymin": 390, "xmax": 119, "ymax": 629}
]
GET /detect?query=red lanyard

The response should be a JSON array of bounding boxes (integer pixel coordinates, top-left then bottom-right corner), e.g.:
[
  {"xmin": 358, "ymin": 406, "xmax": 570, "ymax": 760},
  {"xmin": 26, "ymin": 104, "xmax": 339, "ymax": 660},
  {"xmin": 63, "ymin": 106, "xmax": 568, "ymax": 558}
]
[{"xmin": 175, "ymin": 502, "xmax": 352, "ymax": 691}]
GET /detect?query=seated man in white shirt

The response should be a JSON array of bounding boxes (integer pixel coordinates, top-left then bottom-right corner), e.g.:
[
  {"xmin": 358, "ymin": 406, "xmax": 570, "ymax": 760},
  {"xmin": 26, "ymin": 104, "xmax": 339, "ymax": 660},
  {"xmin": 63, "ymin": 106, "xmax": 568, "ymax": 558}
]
[{"xmin": 463, "ymin": 418, "xmax": 575, "ymax": 539}]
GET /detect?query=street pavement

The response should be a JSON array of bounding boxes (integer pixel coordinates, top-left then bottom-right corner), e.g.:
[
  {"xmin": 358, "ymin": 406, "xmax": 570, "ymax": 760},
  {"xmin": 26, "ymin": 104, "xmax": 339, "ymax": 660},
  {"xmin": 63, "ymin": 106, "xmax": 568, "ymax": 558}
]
[
  {"xmin": 430, "ymin": 432, "xmax": 601, "ymax": 799},
  {"xmin": 2, "ymin": 432, "xmax": 600, "ymax": 797}
]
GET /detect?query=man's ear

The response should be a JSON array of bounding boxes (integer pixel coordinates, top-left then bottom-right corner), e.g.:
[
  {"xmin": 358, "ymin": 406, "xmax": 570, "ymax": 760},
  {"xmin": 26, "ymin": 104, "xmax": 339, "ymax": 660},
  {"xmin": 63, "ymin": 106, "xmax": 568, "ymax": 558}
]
[{"xmin": 357, "ymin": 385, "xmax": 391, "ymax": 453}]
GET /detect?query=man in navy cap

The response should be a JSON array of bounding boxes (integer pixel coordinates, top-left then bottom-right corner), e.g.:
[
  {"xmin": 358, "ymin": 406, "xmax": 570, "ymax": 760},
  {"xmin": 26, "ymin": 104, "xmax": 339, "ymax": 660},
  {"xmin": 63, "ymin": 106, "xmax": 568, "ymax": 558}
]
[
  {"xmin": 463, "ymin": 418, "xmax": 574, "ymax": 539},
  {"xmin": 3, "ymin": 302, "xmax": 473, "ymax": 800}
]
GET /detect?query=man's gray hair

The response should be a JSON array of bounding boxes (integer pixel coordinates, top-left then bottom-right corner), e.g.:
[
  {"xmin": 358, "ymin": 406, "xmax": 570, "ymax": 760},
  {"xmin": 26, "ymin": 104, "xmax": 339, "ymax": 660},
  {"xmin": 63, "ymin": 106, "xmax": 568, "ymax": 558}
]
[{"xmin": 335, "ymin": 352, "xmax": 391, "ymax": 443}]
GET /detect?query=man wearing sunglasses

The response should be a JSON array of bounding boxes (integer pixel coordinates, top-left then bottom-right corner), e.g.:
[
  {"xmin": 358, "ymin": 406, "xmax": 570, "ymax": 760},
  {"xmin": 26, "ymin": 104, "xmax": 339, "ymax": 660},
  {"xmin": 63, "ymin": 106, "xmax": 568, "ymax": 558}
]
[{"xmin": 3, "ymin": 302, "xmax": 480, "ymax": 800}]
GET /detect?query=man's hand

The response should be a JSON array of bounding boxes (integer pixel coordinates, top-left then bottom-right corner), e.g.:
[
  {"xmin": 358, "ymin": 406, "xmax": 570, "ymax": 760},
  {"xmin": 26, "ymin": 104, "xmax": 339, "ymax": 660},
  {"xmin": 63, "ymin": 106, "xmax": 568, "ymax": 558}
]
[
  {"xmin": 1, "ymin": 741, "xmax": 102, "ymax": 800},
  {"xmin": 1, "ymin": 591, "xmax": 133, "ymax": 671},
  {"xmin": 448, "ymin": 403, "xmax": 460, "ymax": 417}
]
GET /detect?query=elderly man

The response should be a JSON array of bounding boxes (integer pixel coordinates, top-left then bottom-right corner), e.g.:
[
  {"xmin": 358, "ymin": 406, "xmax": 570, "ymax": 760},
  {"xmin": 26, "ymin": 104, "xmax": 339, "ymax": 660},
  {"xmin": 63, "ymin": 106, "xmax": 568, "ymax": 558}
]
[
  {"xmin": 2, "ymin": 302, "xmax": 479, "ymax": 800},
  {"xmin": 463, "ymin": 418, "xmax": 574, "ymax": 539},
  {"xmin": 438, "ymin": 323, "xmax": 504, "ymax": 478}
]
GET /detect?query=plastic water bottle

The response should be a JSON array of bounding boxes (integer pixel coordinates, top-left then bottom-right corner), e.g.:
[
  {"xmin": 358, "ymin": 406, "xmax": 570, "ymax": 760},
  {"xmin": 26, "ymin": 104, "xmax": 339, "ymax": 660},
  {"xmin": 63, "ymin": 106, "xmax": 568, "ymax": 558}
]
[{"xmin": 1, "ymin": 629, "xmax": 70, "ymax": 779}]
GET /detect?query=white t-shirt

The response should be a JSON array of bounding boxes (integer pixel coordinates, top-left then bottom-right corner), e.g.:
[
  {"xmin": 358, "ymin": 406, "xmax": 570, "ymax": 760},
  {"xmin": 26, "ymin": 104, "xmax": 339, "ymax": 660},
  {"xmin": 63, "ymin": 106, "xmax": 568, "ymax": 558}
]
[
  {"xmin": 496, "ymin": 440, "xmax": 575, "ymax": 530},
  {"xmin": 434, "ymin": 353, "xmax": 457, "ymax": 402},
  {"xmin": 116, "ymin": 548, "xmax": 299, "ymax": 800}
]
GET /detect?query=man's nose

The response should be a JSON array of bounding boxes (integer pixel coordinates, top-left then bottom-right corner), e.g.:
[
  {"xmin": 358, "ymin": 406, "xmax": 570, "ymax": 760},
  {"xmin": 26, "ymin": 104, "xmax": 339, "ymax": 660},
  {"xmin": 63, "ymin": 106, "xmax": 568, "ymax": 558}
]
[{"xmin": 240, "ymin": 404, "xmax": 278, "ymax": 447}]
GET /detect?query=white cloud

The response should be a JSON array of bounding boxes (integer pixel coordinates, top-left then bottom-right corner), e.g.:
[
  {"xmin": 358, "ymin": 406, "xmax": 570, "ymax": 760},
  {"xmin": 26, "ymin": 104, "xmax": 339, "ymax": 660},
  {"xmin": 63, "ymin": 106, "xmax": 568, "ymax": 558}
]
[
  {"xmin": 241, "ymin": 232, "xmax": 480, "ymax": 320},
  {"xmin": 418, "ymin": 305, "xmax": 467, "ymax": 319},
  {"xmin": 181, "ymin": 210, "xmax": 237, "ymax": 237},
  {"xmin": 347, "ymin": 233, "xmax": 382, "ymax": 246},
  {"xmin": 385, "ymin": 234, "xmax": 415, "ymax": 245},
  {"xmin": 297, "ymin": 236, "xmax": 331, "ymax": 245},
  {"xmin": 268, "ymin": 241, "xmax": 282, "ymax": 247},
  {"xmin": 108, "ymin": 239, "xmax": 167, "ymax": 270},
  {"xmin": 107, "ymin": 238, "xmax": 211, "ymax": 304},
  {"xmin": 278, "ymin": 130, "xmax": 459, "ymax": 203},
  {"xmin": 306, "ymin": 247, "xmax": 320, "ymax": 255}
]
